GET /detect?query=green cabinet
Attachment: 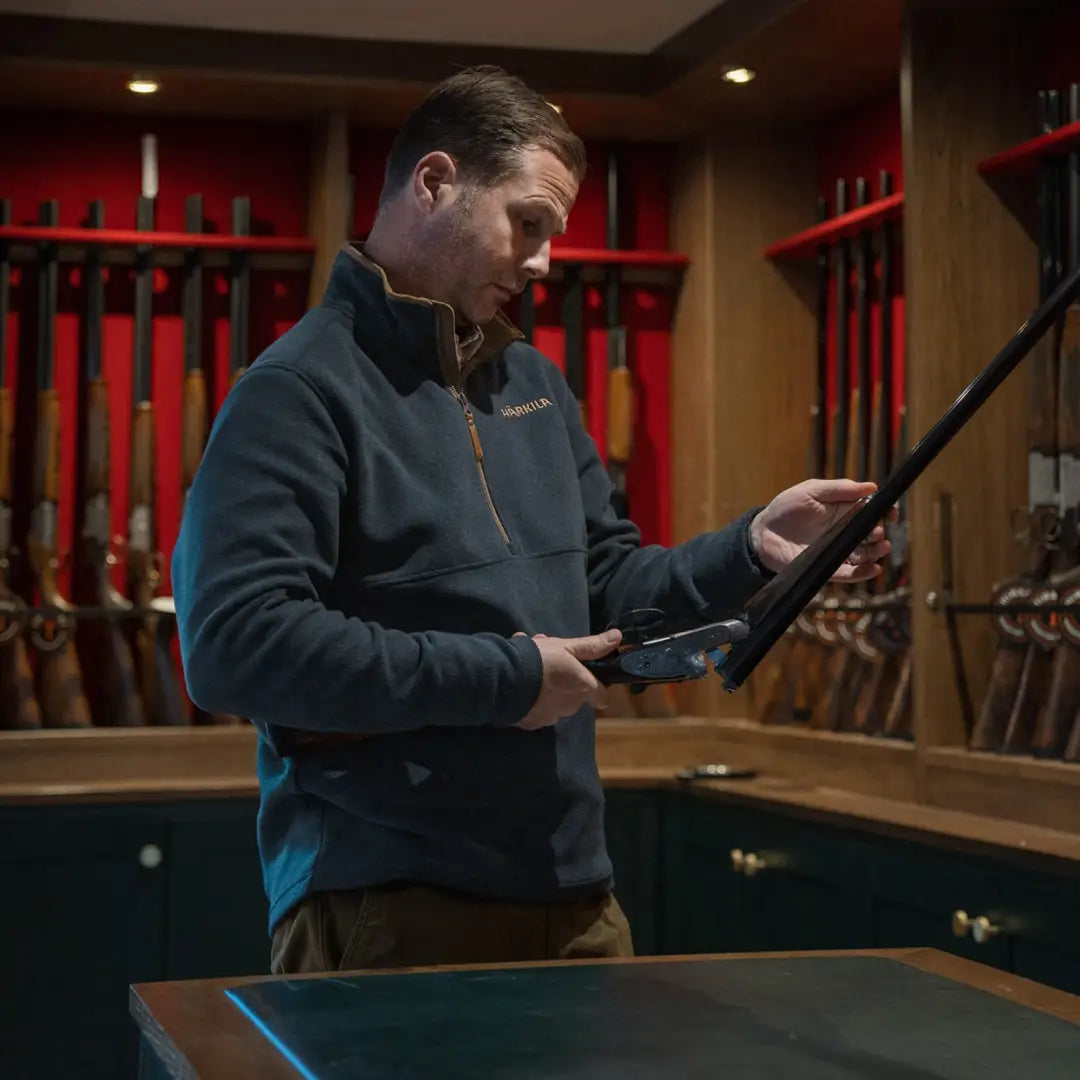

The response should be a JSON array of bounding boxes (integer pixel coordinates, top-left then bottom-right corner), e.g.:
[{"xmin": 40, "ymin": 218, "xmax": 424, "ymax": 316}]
[
  {"xmin": 0, "ymin": 798, "xmax": 266, "ymax": 1080},
  {"xmin": 660, "ymin": 791, "xmax": 872, "ymax": 956},
  {"xmin": 0, "ymin": 807, "xmax": 169, "ymax": 1080},
  {"xmin": 603, "ymin": 788, "xmax": 662, "ymax": 955},
  {"xmin": 658, "ymin": 788, "xmax": 1080, "ymax": 997},
  {"xmin": 3, "ymin": 784, "xmax": 1080, "ymax": 1080}
]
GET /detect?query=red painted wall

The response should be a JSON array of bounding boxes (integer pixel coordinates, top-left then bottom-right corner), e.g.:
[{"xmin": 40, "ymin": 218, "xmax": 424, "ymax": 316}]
[{"xmin": 1, "ymin": 108, "xmax": 679, "ymax": 693}]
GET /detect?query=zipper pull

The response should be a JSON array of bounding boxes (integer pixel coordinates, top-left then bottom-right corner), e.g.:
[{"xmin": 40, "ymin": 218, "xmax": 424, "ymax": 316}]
[{"xmin": 465, "ymin": 410, "xmax": 484, "ymax": 461}]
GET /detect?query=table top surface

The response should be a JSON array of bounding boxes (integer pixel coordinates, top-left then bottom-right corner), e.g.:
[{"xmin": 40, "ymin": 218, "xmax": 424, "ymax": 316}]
[{"xmin": 131, "ymin": 948, "xmax": 1080, "ymax": 1080}]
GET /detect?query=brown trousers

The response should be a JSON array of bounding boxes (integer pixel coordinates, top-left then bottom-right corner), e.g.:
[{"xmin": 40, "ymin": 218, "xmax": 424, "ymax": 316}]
[{"xmin": 270, "ymin": 884, "xmax": 634, "ymax": 974}]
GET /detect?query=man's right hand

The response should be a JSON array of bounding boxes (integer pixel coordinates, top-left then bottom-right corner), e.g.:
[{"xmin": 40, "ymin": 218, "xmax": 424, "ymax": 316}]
[{"xmin": 514, "ymin": 628, "xmax": 623, "ymax": 730}]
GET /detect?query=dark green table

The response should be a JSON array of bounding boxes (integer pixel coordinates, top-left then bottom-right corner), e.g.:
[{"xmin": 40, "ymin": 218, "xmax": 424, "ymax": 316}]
[{"xmin": 131, "ymin": 948, "xmax": 1080, "ymax": 1079}]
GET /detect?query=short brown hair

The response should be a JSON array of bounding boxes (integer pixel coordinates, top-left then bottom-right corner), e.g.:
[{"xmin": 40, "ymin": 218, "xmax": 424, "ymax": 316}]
[{"xmin": 379, "ymin": 65, "xmax": 587, "ymax": 205}]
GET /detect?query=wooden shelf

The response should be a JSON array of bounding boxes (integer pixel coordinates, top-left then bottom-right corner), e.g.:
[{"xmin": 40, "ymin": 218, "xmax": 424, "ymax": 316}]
[
  {"xmin": 549, "ymin": 248, "xmax": 689, "ymax": 268},
  {"xmin": 923, "ymin": 746, "xmax": 1080, "ymax": 835},
  {"xmin": 0, "ymin": 223, "xmax": 315, "ymax": 253},
  {"xmin": 763, "ymin": 193, "xmax": 904, "ymax": 260},
  {"xmin": 978, "ymin": 118, "xmax": 1080, "ymax": 177}
]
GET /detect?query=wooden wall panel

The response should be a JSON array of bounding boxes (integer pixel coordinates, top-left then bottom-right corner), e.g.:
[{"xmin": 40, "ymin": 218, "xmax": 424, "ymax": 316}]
[
  {"xmin": 307, "ymin": 109, "xmax": 351, "ymax": 309},
  {"xmin": 901, "ymin": 6, "xmax": 1037, "ymax": 750},
  {"xmin": 670, "ymin": 128, "xmax": 817, "ymax": 718}
]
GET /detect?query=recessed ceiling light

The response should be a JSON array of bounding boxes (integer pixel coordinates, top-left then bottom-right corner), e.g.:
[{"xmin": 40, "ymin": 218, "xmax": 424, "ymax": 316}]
[
  {"xmin": 127, "ymin": 78, "xmax": 160, "ymax": 95},
  {"xmin": 721, "ymin": 67, "xmax": 756, "ymax": 85}
]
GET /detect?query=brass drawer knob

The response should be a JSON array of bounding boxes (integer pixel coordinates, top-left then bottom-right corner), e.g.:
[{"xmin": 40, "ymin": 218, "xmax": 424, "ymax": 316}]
[
  {"xmin": 972, "ymin": 915, "xmax": 1000, "ymax": 944},
  {"xmin": 952, "ymin": 910, "xmax": 972, "ymax": 938},
  {"xmin": 730, "ymin": 848, "xmax": 745, "ymax": 873},
  {"xmin": 744, "ymin": 853, "xmax": 767, "ymax": 877}
]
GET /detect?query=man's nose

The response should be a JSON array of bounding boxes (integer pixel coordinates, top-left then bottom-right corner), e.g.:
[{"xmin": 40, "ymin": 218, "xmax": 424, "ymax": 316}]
[{"xmin": 522, "ymin": 242, "xmax": 550, "ymax": 279}]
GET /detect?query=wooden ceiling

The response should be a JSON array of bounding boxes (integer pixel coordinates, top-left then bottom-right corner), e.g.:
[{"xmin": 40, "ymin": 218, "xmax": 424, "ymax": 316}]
[{"xmin": 0, "ymin": 0, "xmax": 1057, "ymax": 139}]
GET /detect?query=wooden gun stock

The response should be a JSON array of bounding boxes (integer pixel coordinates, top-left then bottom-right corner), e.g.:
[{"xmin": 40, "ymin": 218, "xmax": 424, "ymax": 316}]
[
  {"xmin": 607, "ymin": 366, "xmax": 634, "ymax": 466},
  {"xmin": 28, "ymin": 390, "xmax": 91, "ymax": 728},
  {"xmin": 1033, "ymin": 634, "xmax": 1080, "ymax": 757},
  {"xmin": 181, "ymin": 369, "xmax": 208, "ymax": 494},
  {"xmin": 969, "ymin": 642, "xmax": 1029, "ymax": 751},
  {"xmin": 0, "ymin": 606, "xmax": 41, "ymax": 729},
  {"xmin": 76, "ymin": 378, "xmax": 146, "ymax": 727}
]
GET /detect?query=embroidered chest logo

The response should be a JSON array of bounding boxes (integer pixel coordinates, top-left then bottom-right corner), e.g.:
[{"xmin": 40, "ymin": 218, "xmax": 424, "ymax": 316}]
[{"xmin": 500, "ymin": 397, "xmax": 554, "ymax": 419}]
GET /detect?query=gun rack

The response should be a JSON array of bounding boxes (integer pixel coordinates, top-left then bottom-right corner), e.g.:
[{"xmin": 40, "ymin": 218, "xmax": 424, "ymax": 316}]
[
  {"xmin": 0, "ymin": 223, "xmax": 316, "ymax": 273},
  {"xmin": 763, "ymin": 193, "xmax": 905, "ymax": 261},
  {"xmin": 978, "ymin": 117, "xmax": 1080, "ymax": 177}
]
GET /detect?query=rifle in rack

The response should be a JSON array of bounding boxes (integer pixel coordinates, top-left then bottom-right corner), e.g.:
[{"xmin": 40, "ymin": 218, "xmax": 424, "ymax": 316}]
[
  {"xmin": 72, "ymin": 199, "xmax": 145, "ymax": 727},
  {"xmin": 715, "ymin": 220, "xmax": 1080, "ymax": 697},
  {"xmin": 822, "ymin": 176, "xmax": 877, "ymax": 730},
  {"xmin": 805, "ymin": 179, "xmax": 853, "ymax": 728},
  {"xmin": 228, "ymin": 196, "xmax": 251, "ymax": 390},
  {"xmin": 970, "ymin": 91, "xmax": 1065, "ymax": 753},
  {"xmin": 27, "ymin": 200, "xmax": 92, "ymax": 728},
  {"xmin": 851, "ymin": 169, "xmax": 906, "ymax": 736},
  {"xmin": 1032, "ymin": 82, "xmax": 1080, "ymax": 758},
  {"xmin": 0, "ymin": 199, "xmax": 41, "ymax": 729},
  {"xmin": 605, "ymin": 146, "xmax": 634, "ymax": 522},
  {"xmin": 126, "ymin": 191, "xmax": 188, "ymax": 726},
  {"xmin": 182, "ymin": 194, "xmax": 238, "ymax": 726},
  {"xmin": 881, "ymin": 405, "xmax": 913, "ymax": 740},
  {"xmin": 756, "ymin": 197, "xmax": 831, "ymax": 725},
  {"xmin": 561, "ymin": 261, "xmax": 587, "ymax": 429}
]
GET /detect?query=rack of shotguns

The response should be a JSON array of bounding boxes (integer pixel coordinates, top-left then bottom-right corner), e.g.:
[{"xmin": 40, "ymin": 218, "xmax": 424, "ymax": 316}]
[
  {"xmin": 0, "ymin": 192, "xmax": 254, "ymax": 730},
  {"xmin": 754, "ymin": 169, "xmax": 913, "ymax": 739},
  {"xmin": 956, "ymin": 84, "xmax": 1080, "ymax": 764}
]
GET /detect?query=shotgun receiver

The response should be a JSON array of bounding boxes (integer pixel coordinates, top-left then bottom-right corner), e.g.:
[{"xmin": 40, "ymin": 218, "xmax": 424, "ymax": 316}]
[
  {"xmin": 72, "ymin": 199, "xmax": 145, "ymax": 727},
  {"xmin": 27, "ymin": 200, "xmax": 92, "ymax": 728},
  {"xmin": 0, "ymin": 198, "xmax": 41, "ymax": 729}
]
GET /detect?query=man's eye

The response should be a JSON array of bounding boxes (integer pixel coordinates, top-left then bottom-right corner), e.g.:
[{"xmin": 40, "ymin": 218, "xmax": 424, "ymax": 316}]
[{"xmin": 521, "ymin": 219, "xmax": 539, "ymax": 237}]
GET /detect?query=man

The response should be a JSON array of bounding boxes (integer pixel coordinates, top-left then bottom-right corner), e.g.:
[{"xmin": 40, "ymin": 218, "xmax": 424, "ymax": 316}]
[{"xmin": 171, "ymin": 65, "xmax": 889, "ymax": 975}]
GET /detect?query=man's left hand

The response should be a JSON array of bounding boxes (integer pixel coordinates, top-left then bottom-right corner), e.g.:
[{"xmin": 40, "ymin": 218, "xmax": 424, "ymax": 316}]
[{"xmin": 749, "ymin": 478, "xmax": 895, "ymax": 582}]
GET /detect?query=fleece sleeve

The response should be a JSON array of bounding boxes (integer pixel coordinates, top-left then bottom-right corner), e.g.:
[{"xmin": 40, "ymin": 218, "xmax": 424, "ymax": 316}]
[
  {"xmin": 170, "ymin": 362, "xmax": 543, "ymax": 734},
  {"xmin": 551, "ymin": 369, "xmax": 775, "ymax": 633}
]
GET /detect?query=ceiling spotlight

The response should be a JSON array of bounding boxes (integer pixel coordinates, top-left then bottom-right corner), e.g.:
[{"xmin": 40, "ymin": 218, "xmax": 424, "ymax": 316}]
[
  {"xmin": 127, "ymin": 77, "xmax": 160, "ymax": 95},
  {"xmin": 721, "ymin": 67, "xmax": 756, "ymax": 85}
]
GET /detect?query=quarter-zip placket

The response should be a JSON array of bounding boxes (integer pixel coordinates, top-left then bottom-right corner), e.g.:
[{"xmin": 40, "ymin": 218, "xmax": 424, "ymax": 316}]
[{"xmin": 451, "ymin": 385, "xmax": 511, "ymax": 545}]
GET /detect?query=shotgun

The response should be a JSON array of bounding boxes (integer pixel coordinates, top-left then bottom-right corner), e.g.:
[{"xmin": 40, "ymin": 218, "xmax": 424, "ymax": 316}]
[
  {"xmin": 605, "ymin": 146, "xmax": 633, "ymax": 522},
  {"xmin": 72, "ymin": 199, "xmax": 145, "ymax": 727},
  {"xmin": 126, "ymin": 192, "xmax": 189, "ymax": 726},
  {"xmin": 971, "ymin": 91, "xmax": 1064, "ymax": 752},
  {"xmin": 182, "ymin": 194, "xmax": 240, "ymax": 726},
  {"xmin": 228, "ymin": 196, "xmax": 251, "ymax": 391},
  {"xmin": 0, "ymin": 198, "xmax": 41, "ymax": 729},
  {"xmin": 757, "ymin": 197, "xmax": 830, "ymax": 725},
  {"xmin": 1032, "ymin": 83, "xmax": 1080, "ymax": 758},
  {"xmin": 27, "ymin": 200, "xmax": 93, "ymax": 728}
]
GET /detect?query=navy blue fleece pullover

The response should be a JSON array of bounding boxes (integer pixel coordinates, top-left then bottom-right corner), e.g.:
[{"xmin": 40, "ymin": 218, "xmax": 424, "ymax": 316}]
[{"xmin": 171, "ymin": 246, "xmax": 772, "ymax": 932}]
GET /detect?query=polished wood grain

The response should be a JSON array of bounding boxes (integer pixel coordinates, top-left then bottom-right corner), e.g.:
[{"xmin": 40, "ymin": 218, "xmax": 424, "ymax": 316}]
[
  {"xmin": 130, "ymin": 947, "xmax": 1080, "ymax": 1080},
  {"xmin": 901, "ymin": 8, "xmax": 1038, "ymax": 754},
  {"xmin": 306, "ymin": 110, "xmax": 351, "ymax": 310},
  {"xmin": 669, "ymin": 129, "xmax": 817, "ymax": 720}
]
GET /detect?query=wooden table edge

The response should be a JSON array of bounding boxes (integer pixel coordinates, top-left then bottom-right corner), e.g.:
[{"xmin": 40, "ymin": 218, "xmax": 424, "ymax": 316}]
[{"xmin": 130, "ymin": 947, "xmax": 1080, "ymax": 1080}]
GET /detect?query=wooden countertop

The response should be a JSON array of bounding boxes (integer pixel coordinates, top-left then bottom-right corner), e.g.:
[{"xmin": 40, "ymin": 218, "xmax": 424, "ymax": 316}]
[
  {"xmin": 4, "ymin": 719, "xmax": 1080, "ymax": 876},
  {"xmin": 130, "ymin": 948, "xmax": 1080, "ymax": 1080}
]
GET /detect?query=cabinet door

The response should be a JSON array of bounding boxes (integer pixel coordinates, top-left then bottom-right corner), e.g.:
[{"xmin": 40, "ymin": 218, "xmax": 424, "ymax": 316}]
[
  {"xmin": 0, "ymin": 810, "xmax": 166, "ymax": 1080},
  {"xmin": 978, "ymin": 868, "xmax": 1080, "ymax": 996},
  {"xmin": 659, "ymin": 793, "xmax": 770, "ymax": 955},
  {"xmin": 868, "ymin": 840, "xmax": 1010, "ymax": 971},
  {"xmin": 741, "ymin": 813, "xmax": 874, "ymax": 952},
  {"xmin": 603, "ymin": 789, "xmax": 660, "ymax": 955},
  {"xmin": 164, "ymin": 799, "xmax": 269, "ymax": 980}
]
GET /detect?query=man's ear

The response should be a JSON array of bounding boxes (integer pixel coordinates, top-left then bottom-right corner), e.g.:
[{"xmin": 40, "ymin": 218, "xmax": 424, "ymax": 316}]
[{"xmin": 411, "ymin": 151, "xmax": 457, "ymax": 214}]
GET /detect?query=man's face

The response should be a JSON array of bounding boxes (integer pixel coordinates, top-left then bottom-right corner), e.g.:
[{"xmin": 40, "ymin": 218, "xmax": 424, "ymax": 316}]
[{"xmin": 428, "ymin": 147, "xmax": 579, "ymax": 325}]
